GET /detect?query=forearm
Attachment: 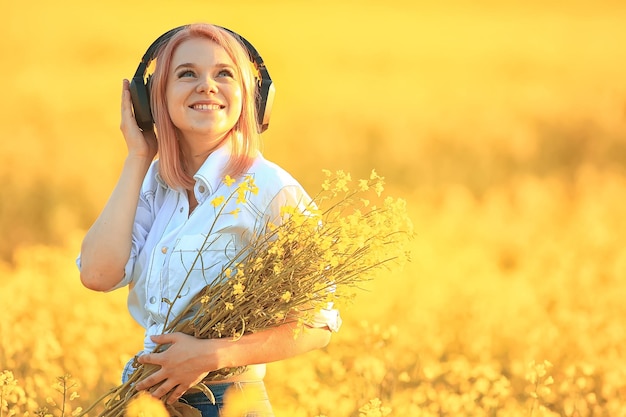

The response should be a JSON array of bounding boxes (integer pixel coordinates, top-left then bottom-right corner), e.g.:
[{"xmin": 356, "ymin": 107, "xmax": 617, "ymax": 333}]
[
  {"xmin": 79, "ymin": 155, "xmax": 152, "ymax": 291},
  {"xmin": 210, "ymin": 322, "xmax": 331, "ymax": 371}
]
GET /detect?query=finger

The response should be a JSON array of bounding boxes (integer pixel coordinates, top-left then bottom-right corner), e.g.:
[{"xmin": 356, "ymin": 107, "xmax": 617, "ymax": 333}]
[
  {"xmin": 151, "ymin": 333, "xmax": 173, "ymax": 343},
  {"xmin": 151, "ymin": 332, "xmax": 179, "ymax": 346},
  {"xmin": 134, "ymin": 369, "xmax": 166, "ymax": 391},
  {"xmin": 121, "ymin": 79, "xmax": 131, "ymax": 116},
  {"xmin": 137, "ymin": 352, "xmax": 161, "ymax": 366},
  {"xmin": 165, "ymin": 386, "xmax": 187, "ymax": 405},
  {"xmin": 151, "ymin": 381, "xmax": 179, "ymax": 401},
  {"xmin": 120, "ymin": 79, "xmax": 141, "ymax": 133}
]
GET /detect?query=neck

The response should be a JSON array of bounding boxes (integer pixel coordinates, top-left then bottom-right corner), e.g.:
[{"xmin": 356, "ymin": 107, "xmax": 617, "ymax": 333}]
[{"xmin": 180, "ymin": 134, "xmax": 231, "ymax": 176}]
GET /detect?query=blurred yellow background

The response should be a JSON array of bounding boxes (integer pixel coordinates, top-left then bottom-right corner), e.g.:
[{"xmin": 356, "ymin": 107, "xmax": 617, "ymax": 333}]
[
  {"xmin": 2, "ymin": 0, "xmax": 626, "ymax": 255},
  {"xmin": 2, "ymin": 1, "xmax": 626, "ymax": 416}
]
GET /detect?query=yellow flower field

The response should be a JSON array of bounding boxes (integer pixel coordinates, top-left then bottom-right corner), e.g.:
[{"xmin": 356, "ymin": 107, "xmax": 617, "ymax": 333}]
[{"xmin": 2, "ymin": 1, "xmax": 626, "ymax": 416}]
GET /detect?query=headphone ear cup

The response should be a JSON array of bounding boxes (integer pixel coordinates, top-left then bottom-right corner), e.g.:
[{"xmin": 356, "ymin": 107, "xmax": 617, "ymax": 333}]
[
  {"xmin": 129, "ymin": 75, "xmax": 153, "ymax": 131},
  {"xmin": 256, "ymin": 77, "xmax": 274, "ymax": 133}
]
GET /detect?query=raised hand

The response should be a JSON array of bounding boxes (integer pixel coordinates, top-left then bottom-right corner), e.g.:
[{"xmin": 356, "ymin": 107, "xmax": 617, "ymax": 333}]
[{"xmin": 120, "ymin": 79, "xmax": 158, "ymax": 161}]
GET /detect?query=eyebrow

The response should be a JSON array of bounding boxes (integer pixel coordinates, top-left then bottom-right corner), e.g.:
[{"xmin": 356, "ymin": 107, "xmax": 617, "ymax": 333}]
[
  {"xmin": 173, "ymin": 62, "xmax": 236, "ymax": 72},
  {"xmin": 173, "ymin": 63, "xmax": 196, "ymax": 73}
]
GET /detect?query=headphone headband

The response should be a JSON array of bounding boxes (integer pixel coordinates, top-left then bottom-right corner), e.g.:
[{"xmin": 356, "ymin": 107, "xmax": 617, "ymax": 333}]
[
  {"xmin": 129, "ymin": 24, "xmax": 274, "ymax": 133},
  {"xmin": 132, "ymin": 27, "xmax": 184, "ymax": 81}
]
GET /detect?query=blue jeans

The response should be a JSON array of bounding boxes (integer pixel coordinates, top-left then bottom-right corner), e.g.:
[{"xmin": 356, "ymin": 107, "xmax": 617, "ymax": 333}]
[
  {"xmin": 181, "ymin": 381, "xmax": 274, "ymax": 417},
  {"xmin": 122, "ymin": 357, "xmax": 274, "ymax": 416}
]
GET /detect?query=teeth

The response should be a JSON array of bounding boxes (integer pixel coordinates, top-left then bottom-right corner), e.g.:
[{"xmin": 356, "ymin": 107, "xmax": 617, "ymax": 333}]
[{"xmin": 193, "ymin": 104, "xmax": 221, "ymax": 110}]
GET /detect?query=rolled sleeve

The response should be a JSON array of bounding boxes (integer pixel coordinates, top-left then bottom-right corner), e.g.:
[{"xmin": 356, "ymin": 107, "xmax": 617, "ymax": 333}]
[
  {"xmin": 75, "ymin": 252, "xmax": 134, "ymax": 292},
  {"xmin": 309, "ymin": 304, "xmax": 343, "ymax": 332}
]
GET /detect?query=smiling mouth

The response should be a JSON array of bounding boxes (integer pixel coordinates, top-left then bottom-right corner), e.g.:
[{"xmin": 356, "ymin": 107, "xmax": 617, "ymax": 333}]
[{"xmin": 191, "ymin": 103, "xmax": 224, "ymax": 110}]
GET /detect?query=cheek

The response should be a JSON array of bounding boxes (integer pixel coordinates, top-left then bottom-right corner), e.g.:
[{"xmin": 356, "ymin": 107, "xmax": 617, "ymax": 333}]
[
  {"xmin": 165, "ymin": 87, "xmax": 185, "ymax": 122},
  {"xmin": 231, "ymin": 89, "xmax": 243, "ymax": 118}
]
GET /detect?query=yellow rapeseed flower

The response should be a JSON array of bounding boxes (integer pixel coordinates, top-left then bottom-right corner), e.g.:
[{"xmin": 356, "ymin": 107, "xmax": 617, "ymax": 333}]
[
  {"xmin": 221, "ymin": 383, "xmax": 267, "ymax": 417},
  {"xmin": 358, "ymin": 398, "xmax": 391, "ymax": 417},
  {"xmin": 243, "ymin": 175, "xmax": 259, "ymax": 195},
  {"xmin": 125, "ymin": 391, "xmax": 169, "ymax": 417},
  {"xmin": 374, "ymin": 181, "xmax": 384, "ymax": 197},
  {"xmin": 211, "ymin": 196, "xmax": 225, "ymax": 208},
  {"xmin": 280, "ymin": 205, "xmax": 296, "ymax": 216},
  {"xmin": 229, "ymin": 208, "xmax": 241, "ymax": 219},
  {"xmin": 232, "ymin": 283, "xmax": 245, "ymax": 296},
  {"xmin": 334, "ymin": 170, "xmax": 351, "ymax": 192},
  {"xmin": 251, "ymin": 257, "xmax": 264, "ymax": 272},
  {"xmin": 0, "ymin": 370, "xmax": 17, "ymax": 391},
  {"xmin": 236, "ymin": 187, "xmax": 247, "ymax": 204},
  {"xmin": 223, "ymin": 175, "xmax": 236, "ymax": 187}
]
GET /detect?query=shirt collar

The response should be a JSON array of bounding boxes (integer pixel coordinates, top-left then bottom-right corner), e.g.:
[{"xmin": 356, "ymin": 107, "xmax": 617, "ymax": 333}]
[
  {"xmin": 192, "ymin": 144, "xmax": 231, "ymax": 203},
  {"xmin": 155, "ymin": 170, "xmax": 168, "ymax": 189}
]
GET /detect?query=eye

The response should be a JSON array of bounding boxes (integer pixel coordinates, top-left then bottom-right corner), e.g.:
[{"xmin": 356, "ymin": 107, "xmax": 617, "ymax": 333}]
[
  {"xmin": 217, "ymin": 68, "xmax": 235, "ymax": 78},
  {"xmin": 177, "ymin": 69, "xmax": 196, "ymax": 78}
]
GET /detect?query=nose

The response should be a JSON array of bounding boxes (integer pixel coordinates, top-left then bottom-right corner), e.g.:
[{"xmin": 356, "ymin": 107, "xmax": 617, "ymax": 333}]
[{"xmin": 197, "ymin": 76, "xmax": 218, "ymax": 94}]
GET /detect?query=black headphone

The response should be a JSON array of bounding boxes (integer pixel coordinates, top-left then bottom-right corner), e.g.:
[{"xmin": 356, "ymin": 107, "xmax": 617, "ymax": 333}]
[{"xmin": 129, "ymin": 25, "xmax": 275, "ymax": 133}]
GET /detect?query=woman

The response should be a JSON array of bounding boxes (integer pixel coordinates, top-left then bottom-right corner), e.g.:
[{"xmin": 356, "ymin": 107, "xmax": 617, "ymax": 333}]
[{"xmin": 77, "ymin": 23, "xmax": 340, "ymax": 416}]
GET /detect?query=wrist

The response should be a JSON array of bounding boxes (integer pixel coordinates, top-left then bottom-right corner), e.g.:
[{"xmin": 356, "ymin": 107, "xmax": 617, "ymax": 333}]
[
  {"xmin": 124, "ymin": 153, "xmax": 153, "ymax": 172},
  {"xmin": 208, "ymin": 337, "xmax": 237, "ymax": 371}
]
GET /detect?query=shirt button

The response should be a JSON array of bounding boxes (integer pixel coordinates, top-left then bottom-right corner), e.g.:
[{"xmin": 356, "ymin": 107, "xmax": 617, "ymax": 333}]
[
  {"xmin": 149, "ymin": 296, "xmax": 157, "ymax": 304},
  {"xmin": 161, "ymin": 246, "xmax": 168, "ymax": 254},
  {"xmin": 198, "ymin": 185, "xmax": 206, "ymax": 193},
  {"xmin": 180, "ymin": 207, "xmax": 183, "ymax": 213}
]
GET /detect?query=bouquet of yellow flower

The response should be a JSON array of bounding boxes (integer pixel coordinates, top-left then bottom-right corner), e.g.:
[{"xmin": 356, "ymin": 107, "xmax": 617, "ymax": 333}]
[{"xmin": 80, "ymin": 169, "xmax": 413, "ymax": 417}]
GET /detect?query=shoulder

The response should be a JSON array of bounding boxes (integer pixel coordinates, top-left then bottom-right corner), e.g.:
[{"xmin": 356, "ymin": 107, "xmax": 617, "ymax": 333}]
[
  {"xmin": 247, "ymin": 155, "xmax": 312, "ymax": 215},
  {"xmin": 141, "ymin": 160, "xmax": 168, "ymax": 191},
  {"xmin": 248, "ymin": 154, "xmax": 302, "ymax": 192},
  {"xmin": 139, "ymin": 159, "xmax": 174, "ymax": 204}
]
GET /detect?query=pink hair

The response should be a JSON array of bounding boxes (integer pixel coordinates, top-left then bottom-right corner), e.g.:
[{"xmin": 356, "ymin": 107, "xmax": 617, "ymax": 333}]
[{"xmin": 149, "ymin": 23, "xmax": 261, "ymax": 190}]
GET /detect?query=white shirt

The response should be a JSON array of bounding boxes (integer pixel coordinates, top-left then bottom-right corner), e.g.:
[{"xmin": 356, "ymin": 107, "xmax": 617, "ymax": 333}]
[{"xmin": 78, "ymin": 146, "xmax": 340, "ymax": 353}]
